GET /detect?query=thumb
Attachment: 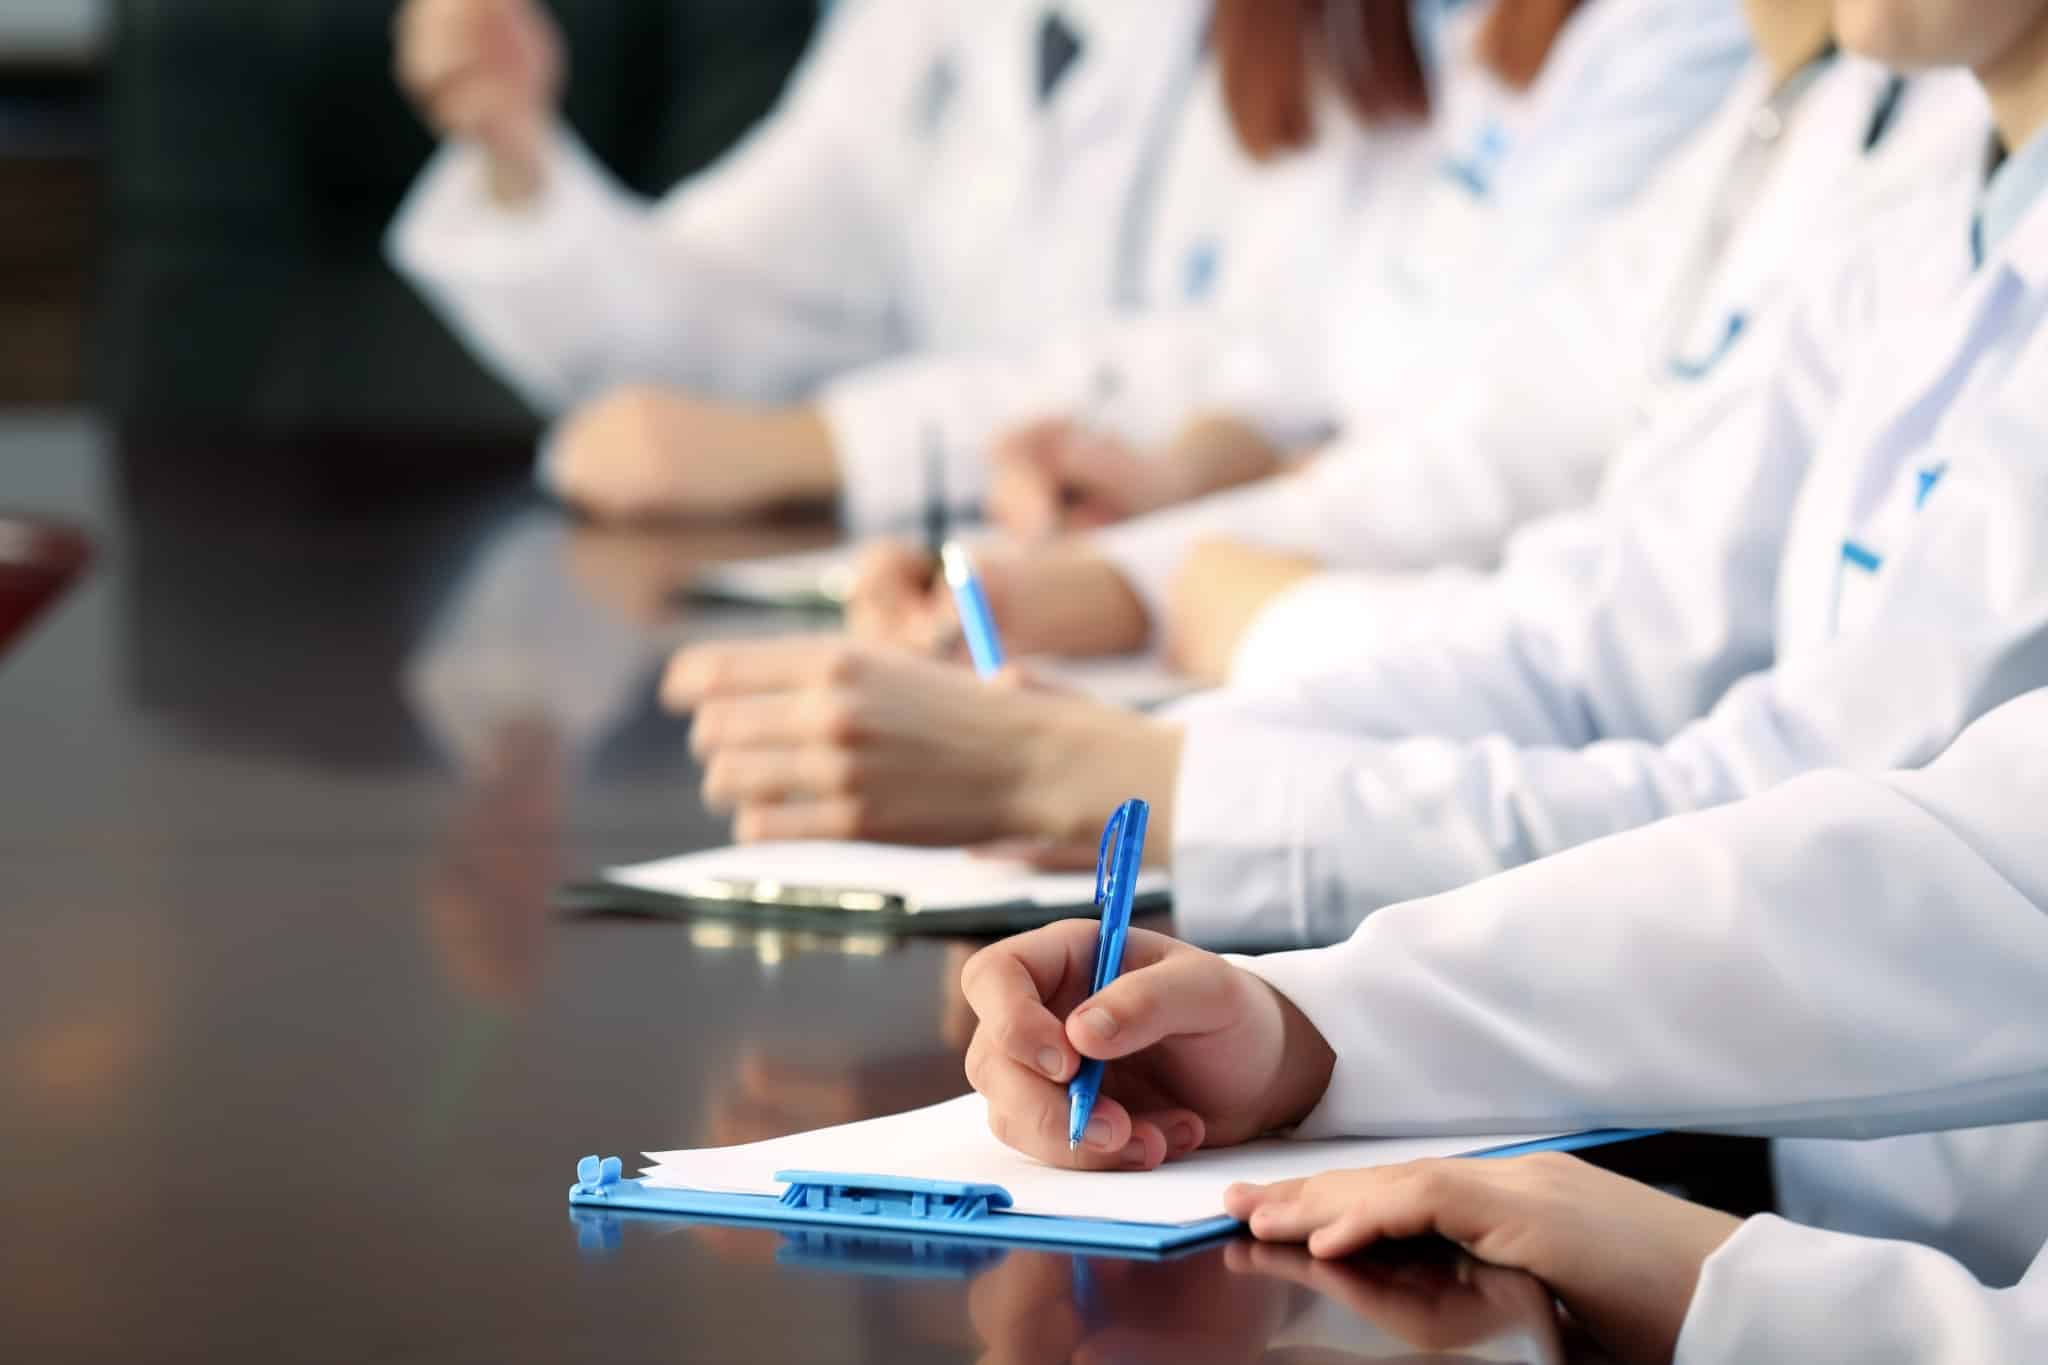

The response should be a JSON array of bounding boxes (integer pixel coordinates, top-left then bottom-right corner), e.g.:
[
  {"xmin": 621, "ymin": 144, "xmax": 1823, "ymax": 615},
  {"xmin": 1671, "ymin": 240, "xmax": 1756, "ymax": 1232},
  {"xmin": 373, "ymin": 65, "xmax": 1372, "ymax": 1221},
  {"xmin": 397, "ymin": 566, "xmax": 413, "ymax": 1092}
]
[{"xmin": 1066, "ymin": 950, "xmax": 1250, "ymax": 1060}]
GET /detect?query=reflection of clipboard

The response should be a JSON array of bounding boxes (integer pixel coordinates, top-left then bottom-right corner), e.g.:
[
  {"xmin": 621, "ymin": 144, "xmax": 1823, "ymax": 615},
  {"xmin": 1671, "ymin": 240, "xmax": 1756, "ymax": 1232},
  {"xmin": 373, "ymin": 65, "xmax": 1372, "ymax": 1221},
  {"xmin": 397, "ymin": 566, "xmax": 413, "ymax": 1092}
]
[{"xmin": 555, "ymin": 842, "xmax": 1169, "ymax": 936}]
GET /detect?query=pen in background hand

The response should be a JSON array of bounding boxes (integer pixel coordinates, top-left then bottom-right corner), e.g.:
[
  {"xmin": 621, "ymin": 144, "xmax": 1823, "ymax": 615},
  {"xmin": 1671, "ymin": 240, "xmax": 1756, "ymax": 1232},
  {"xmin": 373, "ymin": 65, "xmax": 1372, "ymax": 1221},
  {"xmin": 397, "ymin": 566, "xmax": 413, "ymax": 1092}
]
[
  {"xmin": 923, "ymin": 428, "xmax": 949, "ymax": 566},
  {"xmin": 940, "ymin": 541, "xmax": 1006, "ymax": 679}
]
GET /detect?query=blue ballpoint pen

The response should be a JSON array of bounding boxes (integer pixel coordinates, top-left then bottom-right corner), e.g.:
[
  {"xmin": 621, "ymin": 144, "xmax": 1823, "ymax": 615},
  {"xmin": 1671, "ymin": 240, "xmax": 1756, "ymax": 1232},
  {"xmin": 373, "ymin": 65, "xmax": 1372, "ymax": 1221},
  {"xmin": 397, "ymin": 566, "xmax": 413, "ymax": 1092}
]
[
  {"xmin": 939, "ymin": 541, "xmax": 1006, "ymax": 678},
  {"xmin": 1068, "ymin": 798, "xmax": 1150, "ymax": 1150}
]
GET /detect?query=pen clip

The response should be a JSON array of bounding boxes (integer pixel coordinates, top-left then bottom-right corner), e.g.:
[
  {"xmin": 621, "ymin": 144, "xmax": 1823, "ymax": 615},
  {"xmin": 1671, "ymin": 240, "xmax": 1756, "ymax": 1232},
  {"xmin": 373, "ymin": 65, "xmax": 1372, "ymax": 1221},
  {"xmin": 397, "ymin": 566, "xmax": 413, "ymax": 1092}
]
[
  {"xmin": 1090, "ymin": 800, "xmax": 1142, "ymax": 995},
  {"xmin": 1092, "ymin": 802, "xmax": 1127, "ymax": 911}
]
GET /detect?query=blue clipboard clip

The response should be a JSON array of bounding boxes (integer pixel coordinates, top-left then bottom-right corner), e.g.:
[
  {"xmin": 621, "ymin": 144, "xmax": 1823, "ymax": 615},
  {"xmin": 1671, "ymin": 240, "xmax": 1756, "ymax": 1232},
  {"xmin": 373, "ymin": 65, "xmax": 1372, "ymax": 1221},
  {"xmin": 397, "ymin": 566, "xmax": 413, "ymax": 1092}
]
[
  {"xmin": 567, "ymin": 1157, "xmax": 1242, "ymax": 1253},
  {"xmin": 565, "ymin": 1126, "xmax": 1660, "ymax": 1257}
]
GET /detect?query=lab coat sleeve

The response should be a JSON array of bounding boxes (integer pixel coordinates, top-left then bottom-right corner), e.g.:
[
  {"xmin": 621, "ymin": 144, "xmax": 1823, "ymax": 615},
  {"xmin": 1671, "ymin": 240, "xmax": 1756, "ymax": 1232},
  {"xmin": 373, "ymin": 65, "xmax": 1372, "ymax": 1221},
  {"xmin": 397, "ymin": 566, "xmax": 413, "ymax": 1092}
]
[
  {"xmin": 1173, "ymin": 365, "xmax": 2048, "ymax": 945},
  {"xmin": 386, "ymin": 0, "xmax": 917, "ymax": 414},
  {"xmin": 1090, "ymin": 351, "xmax": 1621, "ymax": 631},
  {"xmin": 1232, "ymin": 686, "xmax": 2048, "ymax": 1139},
  {"xmin": 1677, "ymin": 1218, "xmax": 2048, "ymax": 1364},
  {"xmin": 1089, "ymin": 58, "xmax": 1763, "ymax": 629}
]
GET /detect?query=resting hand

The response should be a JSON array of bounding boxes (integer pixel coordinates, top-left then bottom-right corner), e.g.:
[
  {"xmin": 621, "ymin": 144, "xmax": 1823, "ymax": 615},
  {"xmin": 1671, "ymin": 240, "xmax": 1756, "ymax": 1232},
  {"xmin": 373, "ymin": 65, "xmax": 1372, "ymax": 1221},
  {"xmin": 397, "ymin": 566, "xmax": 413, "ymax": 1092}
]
[
  {"xmin": 986, "ymin": 418, "xmax": 1164, "ymax": 536},
  {"xmin": 988, "ymin": 412, "xmax": 1286, "ymax": 538},
  {"xmin": 394, "ymin": 0, "xmax": 563, "ymax": 202},
  {"xmin": 664, "ymin": 638, "xmax": 1184, "ymax": 846},
  {"xmin": 960, "ymin": 922, "xmax": 1335, "ymax": 1170},
  {"xmin": 1164, "ymin": 538, "xmax": 1322, "ymax": 684},
  {"xmin": 1225, "ymin": 1154, "xmax": 1742, "ymax": 1365},
  {"xmin": 545, "ymin": 387, "xmax": 836, "ymax": 522}
]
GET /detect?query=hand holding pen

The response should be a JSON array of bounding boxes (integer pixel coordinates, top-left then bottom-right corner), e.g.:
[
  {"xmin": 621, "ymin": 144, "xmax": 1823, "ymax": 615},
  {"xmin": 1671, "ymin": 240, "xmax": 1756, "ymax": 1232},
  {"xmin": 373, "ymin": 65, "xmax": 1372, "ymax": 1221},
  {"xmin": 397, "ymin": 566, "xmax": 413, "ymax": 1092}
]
[{"xmin": 958, "ymin": 920, "xmax": 1337, "ymax": 1170}]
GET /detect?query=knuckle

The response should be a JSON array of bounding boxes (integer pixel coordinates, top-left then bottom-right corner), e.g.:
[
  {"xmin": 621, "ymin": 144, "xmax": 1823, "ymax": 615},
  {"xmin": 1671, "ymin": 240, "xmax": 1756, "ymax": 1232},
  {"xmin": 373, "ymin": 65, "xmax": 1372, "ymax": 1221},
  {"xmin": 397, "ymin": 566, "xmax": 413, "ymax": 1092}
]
[
  {"xmin": 822, "ymin": 643, "xmax": 866, "ymax": 688},
  {"xmin": 962, "ymin": 1039, "xmax": 991, "ymax": 1091},
  {"xmin": 956, "ymin": 946, "xmax": 992, "ymax": 999},
  {"xmin": 818, "ymin": 691, "xmax": 864, "ymax": 747},
  {"xmin": 821, "ymin": 748, "xmax": 862, "ymax": 797},
  {"xmin": 828, "ymin": 797, "xmax": 870, "ymax": 841}
]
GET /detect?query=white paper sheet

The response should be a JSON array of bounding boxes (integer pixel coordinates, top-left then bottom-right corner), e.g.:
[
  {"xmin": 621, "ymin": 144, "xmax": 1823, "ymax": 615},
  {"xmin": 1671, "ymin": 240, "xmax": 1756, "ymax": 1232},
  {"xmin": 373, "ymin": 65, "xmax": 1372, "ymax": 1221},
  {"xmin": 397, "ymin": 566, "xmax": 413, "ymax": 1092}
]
[
  {"xmin": 642, "ymin": 1093, "xmax": 1560, "ymax": 1226},
  {"xmin": 604, "ymin": 843, "xmax": 1166, "ymax": 913}
]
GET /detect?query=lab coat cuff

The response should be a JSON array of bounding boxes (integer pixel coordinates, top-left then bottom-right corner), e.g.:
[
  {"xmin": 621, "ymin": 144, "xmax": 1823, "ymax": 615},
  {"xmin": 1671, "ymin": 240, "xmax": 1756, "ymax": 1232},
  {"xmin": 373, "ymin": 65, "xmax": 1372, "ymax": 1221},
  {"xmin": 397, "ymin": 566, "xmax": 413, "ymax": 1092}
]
[
  {"xmin": 1169, "ymin": 720, "xmax": 1349, "ymax": 950},
  {"xmin": 1230, "ymin": 942, "xmax": 1383, "ymax": 1140},
  {"xmin": 816, "ymin": 357, "xmax": 1005, "ymax": 536},
  {"xmin": 387, "ymin": 128, "xmax": 626, "ymax": 287},
  {"xmin": 1089, "ymin": 516, "xmax": 1179, "ymax": 632},
  {"xmin": 1226, "ymin": 573, "xmax": 1376, "ymax": 687},
  {"xmin": 1676, "ymin": 1216, "xmax": 1940, "ymax": 1363}
]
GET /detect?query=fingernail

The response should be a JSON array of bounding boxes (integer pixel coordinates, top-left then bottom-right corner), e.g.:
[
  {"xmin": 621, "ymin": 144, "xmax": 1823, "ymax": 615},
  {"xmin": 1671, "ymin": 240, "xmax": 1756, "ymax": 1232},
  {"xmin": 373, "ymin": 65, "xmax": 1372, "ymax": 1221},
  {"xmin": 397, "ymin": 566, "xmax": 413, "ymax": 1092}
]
[
  {"xmin": 1036, "ymin": 1047, "xmax": 1065, "ymax": 1080},
  {"xmin": 1078, "ymin": 1007, "xmax": 1117, "ymax": 1040},
  {"xmin": 1084, "ymin": 1116, "xmax": 1115, "ymax": 1150},
  {"xmin": 1166, "ymin": 1120, "xmax": 1199, "ymax": 1155},
  {"xmin": 1119, "ymin": 1140, "xmax": 1146, "ymax": 1165}
]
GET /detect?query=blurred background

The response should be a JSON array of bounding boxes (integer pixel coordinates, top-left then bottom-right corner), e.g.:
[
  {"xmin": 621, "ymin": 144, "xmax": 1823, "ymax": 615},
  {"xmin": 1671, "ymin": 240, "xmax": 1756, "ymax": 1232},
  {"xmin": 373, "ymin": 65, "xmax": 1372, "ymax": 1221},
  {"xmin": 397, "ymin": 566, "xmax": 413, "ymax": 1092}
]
[{"xmin": 0, "ymin": 0, "xmax": 818, "ymax": 442}]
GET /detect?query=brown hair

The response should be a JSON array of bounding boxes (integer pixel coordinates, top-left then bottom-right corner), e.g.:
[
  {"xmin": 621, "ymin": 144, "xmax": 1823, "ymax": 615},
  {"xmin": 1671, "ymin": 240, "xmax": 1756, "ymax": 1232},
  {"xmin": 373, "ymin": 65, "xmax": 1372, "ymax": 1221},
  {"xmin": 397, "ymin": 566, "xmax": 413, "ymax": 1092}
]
[
  {"xmin": 1214, "ymin": 0, "xmax": 1430, "ymax": 161},
  {"xmin": 1475, "ymin": 0, "xmax": 1583, "ymax": 90},
  {"xmin": 1214, "ymin": 0, "xmax": 1585, "ymax": 160}
]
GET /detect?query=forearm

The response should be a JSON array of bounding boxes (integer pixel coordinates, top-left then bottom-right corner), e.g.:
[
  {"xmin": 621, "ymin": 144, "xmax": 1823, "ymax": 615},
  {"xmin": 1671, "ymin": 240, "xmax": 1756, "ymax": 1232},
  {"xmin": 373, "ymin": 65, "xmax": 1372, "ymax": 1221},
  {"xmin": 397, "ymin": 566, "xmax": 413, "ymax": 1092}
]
[
  {"xmin": 1238, "ymin": 719, "xmax": 2048, "ymax": 1138},
  {"xmin": 1677, "ymin": 1218, "xmax": 2048, "ymax": 1363},
  {"xmin": 1013, "ymin": 698, "xmax": 1186, "ymax": 855}
]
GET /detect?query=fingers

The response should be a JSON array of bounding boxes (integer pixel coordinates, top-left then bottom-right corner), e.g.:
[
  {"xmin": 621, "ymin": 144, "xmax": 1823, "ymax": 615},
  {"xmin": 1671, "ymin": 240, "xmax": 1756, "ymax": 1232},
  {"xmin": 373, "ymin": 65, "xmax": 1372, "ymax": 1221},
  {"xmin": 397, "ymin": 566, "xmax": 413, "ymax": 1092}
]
[
  {"xmin": 1129, "ymin": 1106, "xmax": 1207, "ymax": 1160},
  {"xmin": 1065, "ymin": 949, "xmax": 1250, "ymax": 1061},
  {"xmin": 958, "ymin": 922, "xmax": 1103, "ymax": 1077},
  {"xmin": 688, "ymin": 688, "xmax": 860, "ymax": 758},
  {"xmin": 966, "ymin": 1038, "xmax": 1157, "ymax": 1170},
  {"xmin": 1223, "ymin": 1176, "xmax": 1306, "ymax": 1221},
  {"xmin": 664, "ymin": 637, "xmax": 869, "ymax": 709},
  {"xmin": 987, "ymin": 461, "xmax": 1065, "ymax": 539},
  {"xmin": 731, "ymin": 797, "xmax": 868, "ymax": 843},
  {"xmin": 844, "ymin": 541, "xmax": 945, "ymax": 647},
  {"xmin": 701, "ymin": 744, "xmax": 859, "ymax": 810},
  {"xmin": 1231, "ymin": 1161, "xmax": 1508, "ymax": 1261},
  {"xmin": 960, "ymin": 925, "xmax": 1185, "ymax": 1170}
]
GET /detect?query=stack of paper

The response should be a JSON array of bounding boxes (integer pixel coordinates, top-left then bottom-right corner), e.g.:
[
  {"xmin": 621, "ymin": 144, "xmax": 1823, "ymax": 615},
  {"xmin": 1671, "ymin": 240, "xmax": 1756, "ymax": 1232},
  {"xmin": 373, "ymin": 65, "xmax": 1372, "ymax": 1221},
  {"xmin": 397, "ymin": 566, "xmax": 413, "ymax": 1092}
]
[
  {"xmin": 603, "ymin": 842, "xmax": 1166, "ymax": 916},
  {"xmin": 643, "ymin": 1093, "xmax": 1560, "ymax": 1226}
]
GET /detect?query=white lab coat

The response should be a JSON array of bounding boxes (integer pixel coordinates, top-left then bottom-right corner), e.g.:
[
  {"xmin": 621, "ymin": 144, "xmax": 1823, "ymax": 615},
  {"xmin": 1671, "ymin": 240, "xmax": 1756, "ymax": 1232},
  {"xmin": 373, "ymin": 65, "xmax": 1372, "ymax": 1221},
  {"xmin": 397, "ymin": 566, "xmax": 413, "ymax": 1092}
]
[
  {"xmin": 1095, "ymin": 61, "xmax": 1980, "ymax": 625},
  {"xmin": 388, "ymin": 0, "xmax": 1411, "ymax": 531},
  {"xmin": 1228, "ymin": 686, "xmax": 2048, "ymax": 1350},
  {"xmin": 1681, "ymin": 1218, "xmax": 2048, "ymax": 1361},
  {"xmin": 1164, "ymin": 105, "xmax": 2048, "ymax": 953},
  {"xmin": 812, "ymin": 0, "xmax": 1753, "ymax": 530}
]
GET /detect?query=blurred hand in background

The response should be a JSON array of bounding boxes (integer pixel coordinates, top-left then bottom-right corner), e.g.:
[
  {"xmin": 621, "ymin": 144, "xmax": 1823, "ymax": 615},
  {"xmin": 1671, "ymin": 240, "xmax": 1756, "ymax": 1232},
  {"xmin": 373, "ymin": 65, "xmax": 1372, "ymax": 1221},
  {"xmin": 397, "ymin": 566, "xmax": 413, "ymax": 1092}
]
[{"xmin": 394, "ymin": 0, "xmax": 565, "ymax": 204}]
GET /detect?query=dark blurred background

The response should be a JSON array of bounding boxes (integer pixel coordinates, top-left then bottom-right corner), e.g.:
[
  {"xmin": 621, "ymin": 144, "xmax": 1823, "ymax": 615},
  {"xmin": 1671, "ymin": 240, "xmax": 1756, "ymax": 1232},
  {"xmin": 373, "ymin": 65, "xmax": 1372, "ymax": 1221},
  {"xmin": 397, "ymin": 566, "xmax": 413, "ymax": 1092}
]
[{"xmin": 1, "ymin": 0, "xmax": 819, "ymax": 443}]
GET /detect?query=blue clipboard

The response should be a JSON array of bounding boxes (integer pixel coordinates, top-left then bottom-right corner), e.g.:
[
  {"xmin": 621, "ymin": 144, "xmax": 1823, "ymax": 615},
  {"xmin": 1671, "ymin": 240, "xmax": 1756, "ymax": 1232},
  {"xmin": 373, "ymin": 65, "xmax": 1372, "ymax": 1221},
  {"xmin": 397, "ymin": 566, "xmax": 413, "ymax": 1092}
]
[{"xmin": 565, "ymin": 1129, "xmax": 1653, "ymax": 1254}]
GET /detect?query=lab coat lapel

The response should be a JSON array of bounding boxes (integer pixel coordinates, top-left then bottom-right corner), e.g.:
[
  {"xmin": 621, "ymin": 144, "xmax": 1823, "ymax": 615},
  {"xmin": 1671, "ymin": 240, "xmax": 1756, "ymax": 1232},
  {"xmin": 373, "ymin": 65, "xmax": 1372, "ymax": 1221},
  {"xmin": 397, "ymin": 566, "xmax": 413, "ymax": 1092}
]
[
  {"xmin": 1039, "ymin": 0, "xmax": 1207, "ymax": 148},
  {"xmin": 1779, "ymin": 182, "xmax": 2038, "ymax": 648}
]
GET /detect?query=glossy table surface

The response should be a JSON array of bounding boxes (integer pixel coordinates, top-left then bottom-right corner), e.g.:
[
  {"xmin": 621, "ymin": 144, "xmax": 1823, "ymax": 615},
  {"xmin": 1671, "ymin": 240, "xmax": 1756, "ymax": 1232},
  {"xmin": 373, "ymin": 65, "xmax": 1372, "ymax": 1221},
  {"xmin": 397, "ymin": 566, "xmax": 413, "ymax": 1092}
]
[{"xmin": 1, "ymin": 414, "xmax": 1756, "ymax": 1362}]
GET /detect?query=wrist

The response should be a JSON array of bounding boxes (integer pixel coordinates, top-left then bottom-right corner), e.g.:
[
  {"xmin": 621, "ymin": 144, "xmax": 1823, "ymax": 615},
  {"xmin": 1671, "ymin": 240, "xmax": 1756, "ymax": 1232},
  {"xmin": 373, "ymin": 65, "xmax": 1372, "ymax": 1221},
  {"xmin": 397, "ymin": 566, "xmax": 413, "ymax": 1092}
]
[
  {"xmin": 1021, "ymin": 549, "xmax": 1149, "ymax": 656},
  {"xmin": 762, "ymin": 406, "xmax": 841, "ymax": 504},
  {"xmin": 1252, "ymin": 977, "xmax": 1337, "ymax": 1133},
  {"xmin": 1012, "ymin": 698, "xmax": 1185, "ymax": 848},
  {"xmin": 482, "ymin": 122, "xmax": 551, "ymax": 208}
]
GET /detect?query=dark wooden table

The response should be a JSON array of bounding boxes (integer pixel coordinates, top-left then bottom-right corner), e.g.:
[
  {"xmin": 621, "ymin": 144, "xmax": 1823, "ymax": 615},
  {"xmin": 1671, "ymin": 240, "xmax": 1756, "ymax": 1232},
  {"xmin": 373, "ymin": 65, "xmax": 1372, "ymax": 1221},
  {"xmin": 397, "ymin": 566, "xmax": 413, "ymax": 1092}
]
[{"xmin": 1, "ymin": 415, "xmax": 1760, "ymax": 1362}]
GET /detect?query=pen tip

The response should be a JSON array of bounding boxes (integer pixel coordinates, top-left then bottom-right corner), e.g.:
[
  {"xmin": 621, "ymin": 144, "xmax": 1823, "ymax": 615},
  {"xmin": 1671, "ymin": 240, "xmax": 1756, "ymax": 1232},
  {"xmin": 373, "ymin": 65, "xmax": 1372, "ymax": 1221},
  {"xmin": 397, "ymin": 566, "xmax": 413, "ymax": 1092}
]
[{"xmin": 1069, "ymin": 1139, "xmax": 1078, "ymax": 1152}]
